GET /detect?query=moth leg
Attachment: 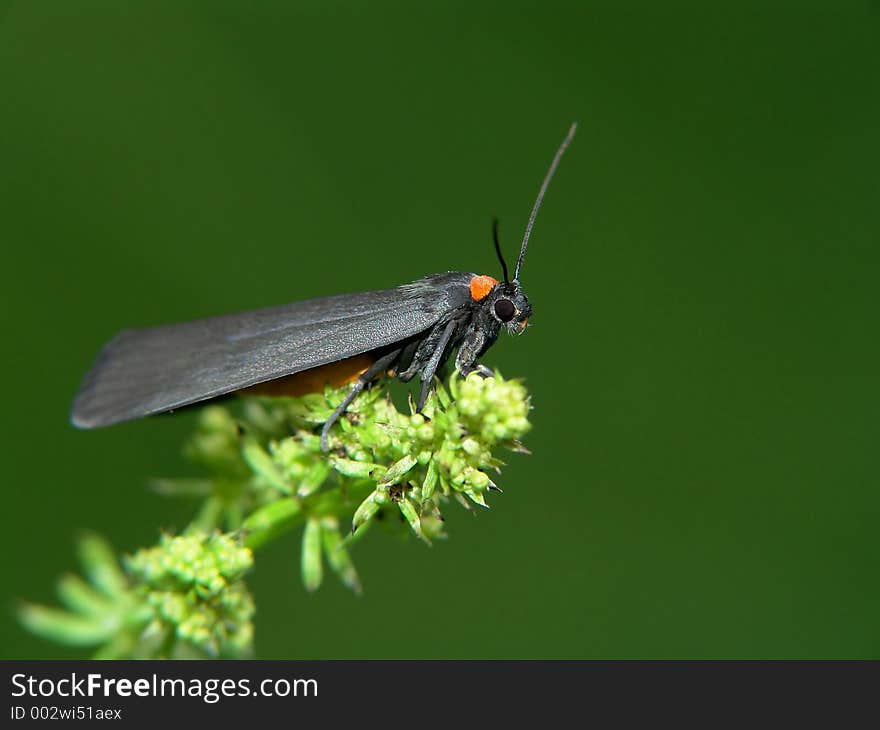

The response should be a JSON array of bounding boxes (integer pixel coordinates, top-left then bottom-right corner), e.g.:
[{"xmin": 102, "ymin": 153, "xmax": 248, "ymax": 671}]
[
  {"xmin": 454, "ymin": 331, "xmax": 492, "ymax": 379},
  {"xmin": 461, "ymin": 363, "xmax": 494, "ymax": 379},
  {"xmin": 417, "ymin": 320, "xmax": 458, "ymax": 412},
  {"xmin": 321, "ymin": 348, "xmax": 401, "ymax": 452},
  {"xmin": 391, "ymin": 339, "xmax": 421, "ymax": 382}
]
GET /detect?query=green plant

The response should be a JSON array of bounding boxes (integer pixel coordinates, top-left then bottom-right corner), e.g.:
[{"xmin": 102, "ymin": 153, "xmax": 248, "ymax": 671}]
[{"xmin": 19, "ymin": 372, "xmax": 531, "ymax": 658}]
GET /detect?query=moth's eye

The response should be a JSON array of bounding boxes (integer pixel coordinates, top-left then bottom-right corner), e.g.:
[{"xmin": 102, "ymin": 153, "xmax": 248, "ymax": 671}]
[{"xmin": 493, "ymin": 298, "xmax": 516, "ymax": 322}]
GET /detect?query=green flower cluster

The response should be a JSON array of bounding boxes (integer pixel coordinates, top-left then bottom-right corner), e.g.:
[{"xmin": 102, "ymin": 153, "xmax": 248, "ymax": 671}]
[
  {"xmin": 17, "ymin": 532, "xmax": 254, "ymax": 658},
  {"xmin": 338, "ymin": 372, "xmax": 532, "ymax": 537},
  {"xmin": 242, "ymin": 372, "xmax": 531, "ymax": 555},
  {"xmin": 126, "ymin": 532, "xmax": 254, "ymax": 658},
  {"xmin": 21, "ymin": 372, "xmax": 531, "ymax": 657}
]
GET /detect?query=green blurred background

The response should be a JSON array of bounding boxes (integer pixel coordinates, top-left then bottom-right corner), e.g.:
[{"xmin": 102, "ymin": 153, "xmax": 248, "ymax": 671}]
[{"xmin": 2, "ymin": 2, "xmax": 878, "ymax": 658}]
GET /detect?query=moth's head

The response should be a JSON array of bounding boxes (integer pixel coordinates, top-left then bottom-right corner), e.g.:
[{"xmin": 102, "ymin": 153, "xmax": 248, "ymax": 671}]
[
  {"xmin": 489, "ymin": 281, "xmax": 531, "ymax": 335},
  {"xmin": 468, "ymin": 274, "xmax": 531, "ymax": 334}
]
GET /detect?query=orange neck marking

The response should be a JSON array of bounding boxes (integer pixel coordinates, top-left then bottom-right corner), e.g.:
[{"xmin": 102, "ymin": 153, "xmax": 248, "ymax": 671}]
[{"xmin": 469, "ymin": 274, "xmax": 498, "ymax": 301}]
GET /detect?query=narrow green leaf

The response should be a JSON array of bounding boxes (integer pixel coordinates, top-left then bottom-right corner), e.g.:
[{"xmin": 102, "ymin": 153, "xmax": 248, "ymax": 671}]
[
  {"xmin": 397, "ymin": 498, "xmax": 430, "ymax": 544},
  {"xmin": 330, "ymin": 457, "xmax": 385, "ymax": 479},
  {"xmin": 321, "ymin": 519, "xmax": 361, "ymax": 595},
  {"xmin": 378, "ymin": 454, "xmax": 418, "ymax": 486},
  {"xmin": 57, "ymin": 574, "xmax": 114, "ymax": 617},
  {"xmin": 17, "ymin": 603, "xmax": 118, "ymax": 646},
  {"xmin": 77, "ymin": 533, "xmax": 127, "ymax": 599},
  {"xmin": 465, "ymin": 490, "xmax": 490, "ymax": 508},
  {"xmin": 338, "ymin": 517, "xmax": 372, "ymax": 550},
  {"xmin": 242, "ymin": 498, "xmax": 302, "ymax": 550},
  {"xmin": 191, "ymin": 495, "xmax": 224, "ymax": 532},
  {"xmin": 422, "ymin": 459, "xmax": 439, "ymax": 501},
  {"xmin": 297, "ymin": 459, "xmax": 332, "ymax": 497},
  {"xmin": 351, "ymin": 488, "xmax": 387, "ymax": 532},
  {"xmin": 435, "ymin": 380, "xmax": 453, "ymax": 408},
  {"xmin": 242, "ymin": 440, "xmax": 292, "ymax": 494},
  {"xmin": 301, "ymin": 519, "xmax": 323, "ymax": 592}
]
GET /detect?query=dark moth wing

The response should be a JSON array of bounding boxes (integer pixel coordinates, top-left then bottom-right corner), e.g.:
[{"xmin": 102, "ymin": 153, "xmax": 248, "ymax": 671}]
[{"xmin": 72, "ymin": 272, "xmax": 473, "ymax": 428}]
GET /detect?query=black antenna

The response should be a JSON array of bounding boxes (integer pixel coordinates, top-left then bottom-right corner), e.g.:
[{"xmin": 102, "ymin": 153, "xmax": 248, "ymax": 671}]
[
  {"xmin": 492, "ymin": 217, "xmax": 510, "ymax": 283},
  {"xmin": 514, "ymin": 122, "xmax": 577, "ymax": 282}
]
